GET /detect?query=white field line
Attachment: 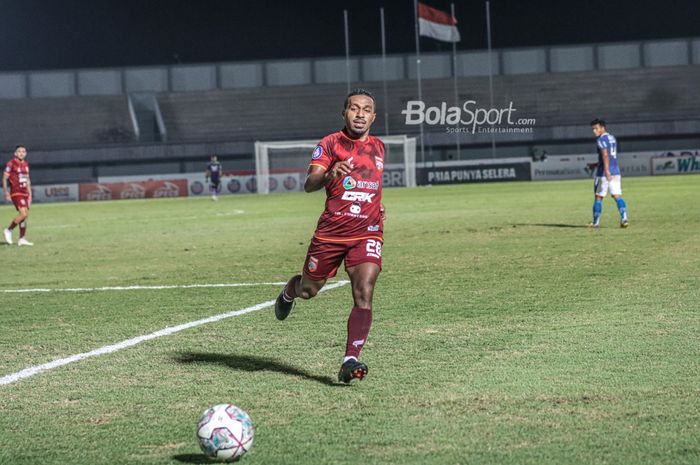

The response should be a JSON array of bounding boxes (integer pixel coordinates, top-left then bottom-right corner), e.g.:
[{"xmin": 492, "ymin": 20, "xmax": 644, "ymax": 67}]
[
  {"xmin": 1, "ymin": 282, "xmax": 293, "ymax": 294},
  {"xmin": 0, "ymin": 280, "xmax": 349, "ymax": 386}
]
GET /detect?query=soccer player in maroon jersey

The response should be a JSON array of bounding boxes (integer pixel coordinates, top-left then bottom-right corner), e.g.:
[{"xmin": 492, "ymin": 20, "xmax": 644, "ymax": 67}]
[
  {"xmin": 3, "ymin": 145, "xmax": 34, "ymax": 246},
  {"xmin": 274, "ymin": 89, "xmax": 386, "ymax": 383}
]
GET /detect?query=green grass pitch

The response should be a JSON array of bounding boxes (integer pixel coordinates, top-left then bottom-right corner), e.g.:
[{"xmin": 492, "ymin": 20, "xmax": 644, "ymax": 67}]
[{"xmin": 0, "ymin": 175, "xmax": 698, "ymax": 465}]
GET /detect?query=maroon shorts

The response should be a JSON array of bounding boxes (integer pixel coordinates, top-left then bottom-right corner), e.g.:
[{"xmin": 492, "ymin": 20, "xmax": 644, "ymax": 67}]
[
  {"xmin": 303, "ymin": 236, "xmax": 383, "ymax": 281},
  {"xmin": 11, "ymin": 195, "xmax": 30, "ymax": 211}
]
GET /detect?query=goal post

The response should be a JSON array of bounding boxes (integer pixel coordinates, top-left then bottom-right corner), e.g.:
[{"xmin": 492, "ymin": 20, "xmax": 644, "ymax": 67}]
[{"xmin": 254, "ymin": 135, "xmax": 417, "ymax": 194}]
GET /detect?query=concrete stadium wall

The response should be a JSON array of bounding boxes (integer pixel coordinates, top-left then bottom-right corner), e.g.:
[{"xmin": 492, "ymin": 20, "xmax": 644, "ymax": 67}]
[{"xmin": 1, "ymin": 37, "xmax": 698, "ymax": 99}]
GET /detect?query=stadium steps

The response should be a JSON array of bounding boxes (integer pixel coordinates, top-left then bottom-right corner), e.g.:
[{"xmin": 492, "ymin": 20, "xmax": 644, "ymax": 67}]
[
  {"xmin": 0, "ymin": 95, "xmax": 136, "ymax": 150},
  {"xmin": 157, "ymin": 64, "xmax": 700, "ymax": 143}
]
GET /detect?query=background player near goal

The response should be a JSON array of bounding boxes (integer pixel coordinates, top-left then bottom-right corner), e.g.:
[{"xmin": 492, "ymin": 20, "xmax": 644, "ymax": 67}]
[{"xmin": 205, "ymin": 154, "xmax": 223, "ymax": 200}]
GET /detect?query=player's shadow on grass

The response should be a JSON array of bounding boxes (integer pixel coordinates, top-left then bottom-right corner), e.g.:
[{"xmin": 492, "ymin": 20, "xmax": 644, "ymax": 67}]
[
  {"xmin": 174, "ymin": 352, "xmax": 340, "ymax": 387},
  {"xmin": 513, "ymin": 223, "xmax": 589, "ymax": 229}
]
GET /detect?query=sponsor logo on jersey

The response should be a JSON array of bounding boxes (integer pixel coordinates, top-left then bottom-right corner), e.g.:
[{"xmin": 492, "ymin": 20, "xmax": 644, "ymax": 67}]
[
  {"xmin": 356, "ymin": 180, "xmax": 379, "ymax": 190},
  {"xmin": 350, "ymin": 202, "xmax": 362, "ymax": 214},
  {"xmin": 375, "ymin": 156, "xmax": 384, "ymax": 171},
  {"xmin": 367, "ymin": 225, "xmax": 380, "ymax": 231},
  {"xmin": 342, "ymin": 191, "xmax": 375, "ymax": 203},
  {"xmin": 308, "ymin": 256, "xmax": 319, "ymax": 272},
  {"xmin": 343, "ymin": 176, "xmax": 356, "ymax": 190},
  {"xmin": 312, "ymin": 145, "xmax": 323, "ymax": 160}
]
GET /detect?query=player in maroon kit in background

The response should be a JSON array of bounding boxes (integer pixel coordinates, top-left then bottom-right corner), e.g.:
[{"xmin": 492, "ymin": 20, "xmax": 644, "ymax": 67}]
[
  {"xmin": 274, "ymin": 89, "xmax": 386, "ymax": 384},
  {"xmin": 3, "ymin": 145, "xmax": 34, "ymax": 246}
]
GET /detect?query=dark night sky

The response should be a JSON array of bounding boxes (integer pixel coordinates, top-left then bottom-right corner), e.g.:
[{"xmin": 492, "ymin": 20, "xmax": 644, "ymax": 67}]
[{"xmin": 0, "ymin": 0, "xmax": 697, "ymax": 71}]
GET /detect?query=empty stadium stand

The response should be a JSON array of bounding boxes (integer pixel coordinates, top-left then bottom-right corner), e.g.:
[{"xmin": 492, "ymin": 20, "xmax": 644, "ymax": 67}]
[
  {"xmin": 157, "ymin": 65, "xmax": 700, "ymax": 143},
  {"xmin": 0, "ymin": 95, "xmax": 135, "ymax": 150}
]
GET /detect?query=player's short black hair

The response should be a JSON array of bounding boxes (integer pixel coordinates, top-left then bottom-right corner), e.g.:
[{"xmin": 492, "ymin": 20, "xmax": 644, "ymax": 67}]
[
  {"xmin": 15, "ymin": 144, "xmax": 26, "ymax": 150},
  {"xmin": 344, "ymin": 88, "xmax": 375, "ymax": 111},
  {"xmin": 590, "ymin": 118, "xmax": 606, "ymax": 127}
]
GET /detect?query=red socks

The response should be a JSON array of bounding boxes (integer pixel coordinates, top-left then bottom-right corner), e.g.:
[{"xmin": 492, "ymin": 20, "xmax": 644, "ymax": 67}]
[
  {"xmin": 345, "ymin": 307, "xmax": 372, "ymax": 359},
  {"xmin": 8, "ymin": 221, "xmax": 17, "ymax": 231},
  {"xmin": 282, "ymin": 275, "xmax": 301, "ymax": 302},
  {"xmin": 19, "ymin": 221, "xmax": 26, "ymax": 239}
]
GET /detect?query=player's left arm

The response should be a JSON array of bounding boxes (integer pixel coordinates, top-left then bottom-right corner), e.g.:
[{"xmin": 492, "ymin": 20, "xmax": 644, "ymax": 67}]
[
  {"xmin": 380, "ymin": 203, "xmax": 386, "ymax": 220},
  {"xmin": 26, "ymin": 170, "xmax": 32, "ymax": 205},
  {"xmin": 2, "ymin": 170, "xmax": 10, "ymax": 202}
]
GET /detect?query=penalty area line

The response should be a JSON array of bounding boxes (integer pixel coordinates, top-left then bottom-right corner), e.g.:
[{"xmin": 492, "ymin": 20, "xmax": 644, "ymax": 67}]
[{"xmin": 0, "ymin": 280, "xmax": 350, "ymax": 387}]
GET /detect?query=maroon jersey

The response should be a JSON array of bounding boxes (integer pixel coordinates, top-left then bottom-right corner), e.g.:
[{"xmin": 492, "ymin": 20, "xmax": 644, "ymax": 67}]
[
  {"xmin": 4, "ymin": 158, "xmax": 30, "ymax": 197},
  {"xmin": 309, "ymin": 129, "xmax": 385, "ymax": 242}
]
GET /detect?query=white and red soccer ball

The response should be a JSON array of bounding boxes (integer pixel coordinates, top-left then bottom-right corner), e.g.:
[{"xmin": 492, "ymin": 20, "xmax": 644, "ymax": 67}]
[{"xmin": 196, "ymin": 404, "xmax": 254, "ymax": 461}]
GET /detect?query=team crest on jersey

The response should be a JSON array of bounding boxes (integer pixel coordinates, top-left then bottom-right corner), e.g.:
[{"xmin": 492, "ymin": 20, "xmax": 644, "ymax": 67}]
[
  {"xmin": 308, "ymin": 256, "xmax": 319, "ymax": 272},
  {"xmin": 343, "ymin": 176, "xmax": 356, "ymax": 190},
  {"xmin": 375, "ymin": 156, "xmax": 384, "ymax": 171},
  {"xmin": 312, "ymin": 146, "xmax": 323, "ymax": 160}
]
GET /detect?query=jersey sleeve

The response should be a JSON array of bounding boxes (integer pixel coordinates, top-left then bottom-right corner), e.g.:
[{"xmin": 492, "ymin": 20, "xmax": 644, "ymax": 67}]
[
  {"xmin": 4, "ymin": 162, "xmax": 11, "ymax": 174},
  {"xmin": 597, "ymin": 135, "xmax": 610, "ymax": 150},
  {"xmin": 308, "ymin": 139, "xmax": 335, "ymax": 172}
]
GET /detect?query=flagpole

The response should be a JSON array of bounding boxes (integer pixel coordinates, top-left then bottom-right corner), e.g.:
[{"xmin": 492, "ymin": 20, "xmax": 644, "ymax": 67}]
[
  {"xmin": 486, "ymin": 1, "xmax": 496, "ymax": 159},
  {"xmin": 450, "ymin": 3, "xmax": 460, "ymax": 160},
  {"xmin": 413, "ymin": 0, "xmax": 425, "ymax": 167},
  {"xmin": 344, "ymin": 9, "xmax": 351, "ymax": 93},
  {"xmin": 380, "ymin": 7, "xmax": 390, "ymax": 135}
]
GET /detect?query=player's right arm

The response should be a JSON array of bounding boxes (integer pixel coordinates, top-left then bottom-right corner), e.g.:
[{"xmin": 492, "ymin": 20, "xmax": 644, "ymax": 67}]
[
  {"xmin": 600, "ymin": 148, "xmax": 612, "ymax": 181},
  {"xmin": 304, "ymin": 161, "xmax": 352, "ymax": 193},
  {"xmin": 598, "ymin": 136, "xmax": 612, "ymax": 181}
]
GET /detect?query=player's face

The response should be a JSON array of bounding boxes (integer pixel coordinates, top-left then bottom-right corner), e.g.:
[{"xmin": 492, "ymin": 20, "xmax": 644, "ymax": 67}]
[
  {"xmin": 343, "ymin": 95, "xmax": 376, "ymax": 138},
  {"xmin": 591, "ymin": 124, "xmax": 605, "ymax": 137},
  {"xmin": 14, "ymin": 147, "xmax": 27, "ymax": 160}
]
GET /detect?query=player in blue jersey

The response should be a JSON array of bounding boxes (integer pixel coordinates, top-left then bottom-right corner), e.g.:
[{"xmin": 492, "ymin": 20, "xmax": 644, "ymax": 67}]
[
  {"xmin": 589, "ymin": 119, "xmax": 629, "ymax": 228},
  {"xmin": 205, "ymin": 155, "xmax": 223, "ymax": 200}
]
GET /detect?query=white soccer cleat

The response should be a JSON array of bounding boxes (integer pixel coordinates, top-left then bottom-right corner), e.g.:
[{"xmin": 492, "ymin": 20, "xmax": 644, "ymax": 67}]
[
  {"xmin": 3, "ymin": 228, "xmax": 12, "ymax": 245},
  {"xmin": 17, "ymin": 237, "xmax": 33, "ymax": 246}
]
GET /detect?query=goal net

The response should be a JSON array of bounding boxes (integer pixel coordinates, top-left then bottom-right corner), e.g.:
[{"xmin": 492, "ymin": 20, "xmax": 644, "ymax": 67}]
[{"xmin": 253, "ymin": 135, "xmax": 416, "ymax": 194}]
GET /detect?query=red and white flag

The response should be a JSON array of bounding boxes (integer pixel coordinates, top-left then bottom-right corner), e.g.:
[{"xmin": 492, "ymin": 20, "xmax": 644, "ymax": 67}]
[{"xmin": 418, "ymin": 2, "xmax": 461, "ymax": 43}]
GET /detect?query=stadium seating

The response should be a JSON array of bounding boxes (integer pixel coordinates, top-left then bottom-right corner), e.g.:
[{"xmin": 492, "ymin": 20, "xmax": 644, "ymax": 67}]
[
  {"xmin": 1, "ymin": 65, "xmax": 697, "ymax": 151},
  {"xmin": 0, "ymin": 95, "xmax": 135, "ymax": 150},
  {"xmin": 158, "ymin": 65, "xmax": 700, "ymax": 142}
]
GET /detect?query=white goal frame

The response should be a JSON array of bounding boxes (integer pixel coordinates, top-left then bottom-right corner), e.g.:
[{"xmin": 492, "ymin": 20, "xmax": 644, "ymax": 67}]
[{"xmin": 254, "ymin": 135, "xmax": 416, "ymax": 194}]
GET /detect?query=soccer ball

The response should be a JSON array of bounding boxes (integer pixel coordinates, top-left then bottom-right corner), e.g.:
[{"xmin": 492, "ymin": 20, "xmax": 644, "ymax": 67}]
[{"xmin": 196, "ymin": 404, "xmax": 254, "ymax": 461}]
